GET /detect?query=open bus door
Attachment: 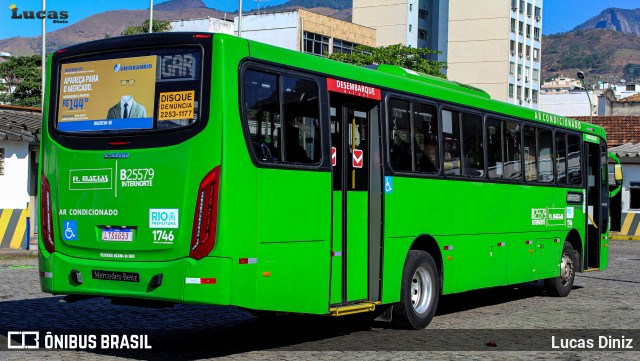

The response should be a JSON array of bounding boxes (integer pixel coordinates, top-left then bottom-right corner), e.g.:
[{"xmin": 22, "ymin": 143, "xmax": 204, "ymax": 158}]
[
  {"xmin": 327, "ymin": 81, "xmax": 383, "ymax": 310},
  {"xmin": 585, "ymin": 137, "xmax": 610, "ymax": 270}
]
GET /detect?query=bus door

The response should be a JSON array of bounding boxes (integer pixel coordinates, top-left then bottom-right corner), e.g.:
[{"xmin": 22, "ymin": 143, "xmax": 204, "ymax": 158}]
[
  {"xmin": 328, "ymin": 84, "xmax": 383, "ymax": 305},
  {"xmin": 585, "ymin": 137, "xmax": 607, "ymax": 269}
]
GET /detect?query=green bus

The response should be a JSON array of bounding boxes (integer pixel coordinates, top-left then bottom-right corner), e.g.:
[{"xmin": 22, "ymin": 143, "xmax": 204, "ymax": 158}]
[{"xmin": 38, "ymin": 32, "xmax": 622, "ymax": 329}]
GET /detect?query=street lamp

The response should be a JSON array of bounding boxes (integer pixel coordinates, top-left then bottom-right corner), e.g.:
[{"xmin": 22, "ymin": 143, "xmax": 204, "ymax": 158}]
[{"xmin": 577, "ymin": 71, "xmax": 592, "ymax": 123}]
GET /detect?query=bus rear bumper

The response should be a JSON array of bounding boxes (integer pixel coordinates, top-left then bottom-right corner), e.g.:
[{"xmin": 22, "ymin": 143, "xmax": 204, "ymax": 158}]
[{"xmin": 38, "ymin": 250, "xmax": 232, "ymax": 305}]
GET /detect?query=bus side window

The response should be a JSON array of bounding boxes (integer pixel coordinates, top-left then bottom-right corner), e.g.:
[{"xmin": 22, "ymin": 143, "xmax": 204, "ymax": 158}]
[
  {"xmin": 281, "ymin": 76, "xmax": 321, "ymax": 165},
  {"xmin": 442, "ymin": 109, "xmax": 461, "ymax": 176},
  {"xmin": 523, "ymin": 125, "xmax": 538, "ymax": 182},
  {"xmin": 413, "ymin": 102, "xmax": 439, "ymax": 173},
  {"xmin": 556, "ymin": 132, "xmax": 567, "ymax": 184},
  {"xmin": 388, "ymin": 98, "xmax": 412, "ymax": 172},
  {"xmin": 461, "ymin": 112, "xmax": 483, "ymax": 177},
  {"xmin": 538, "ymin": 128, "xmax": 553, "ymax": 182},
  {"xmin": 567, "ymin": 134, "xmax": 582, "ymax": 185},
  {"xmin": 486, "ymin": 118, "xmax": 504, "ymax": 179},
  {"xmin": 244, "ymin": 69, "xmax": 281, "ymax": 162},
  {"xmin": 503, "ymin": 121, "xmax": 521, "ymax": 180}
]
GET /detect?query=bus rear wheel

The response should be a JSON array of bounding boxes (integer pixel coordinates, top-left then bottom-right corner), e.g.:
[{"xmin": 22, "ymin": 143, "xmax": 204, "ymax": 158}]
[
  {"xmin": 393, "ymin": 250, "xmax": 439, "ymax": 329},
  {"xmin": 544, "ymin": 241, "xmax": 577, "ymax": 297}
]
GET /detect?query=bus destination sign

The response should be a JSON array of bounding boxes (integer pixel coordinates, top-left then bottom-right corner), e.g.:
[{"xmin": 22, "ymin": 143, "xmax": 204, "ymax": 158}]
[{"xmin": 327, "ymin": 78, "xmax": 381, "ymax": 100}]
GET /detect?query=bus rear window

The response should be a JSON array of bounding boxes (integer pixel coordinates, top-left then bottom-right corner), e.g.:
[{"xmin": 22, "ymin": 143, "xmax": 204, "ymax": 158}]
[{"xmin": 55, "ymin": 49, "xmax": 202, "ymax": 133}]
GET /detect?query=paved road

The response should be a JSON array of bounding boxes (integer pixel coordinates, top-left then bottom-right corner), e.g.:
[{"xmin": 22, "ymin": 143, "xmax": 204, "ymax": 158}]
[{"xmin": 0, "ymin": 241, "xmax": 638, "ymax": 360}]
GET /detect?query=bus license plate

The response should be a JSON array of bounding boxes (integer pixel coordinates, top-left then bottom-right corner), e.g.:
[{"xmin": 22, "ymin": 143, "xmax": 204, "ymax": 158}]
[{"xmin": 101, "ymin": 228, "xmax": 133, "ymax": 242}]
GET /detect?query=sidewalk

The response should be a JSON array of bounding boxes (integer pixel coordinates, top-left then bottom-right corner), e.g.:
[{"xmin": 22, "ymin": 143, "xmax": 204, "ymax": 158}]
[{"xmin": 0, "ymin": 237, "xmax": 38, "ymax": 258}]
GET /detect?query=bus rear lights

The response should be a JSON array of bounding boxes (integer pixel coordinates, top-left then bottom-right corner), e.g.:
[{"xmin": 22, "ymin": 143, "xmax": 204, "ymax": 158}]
[
  {"xmin": 40, "ymin": 174, "xmax": 55, "ymax": 254},
  {"xmin": 193, "ymin": 34, "xmax": 212, "ymax": 39},
  {"xmin": 443, "ymin": 245, "xmax": 453, "ymax": 251},
  {"xmin": 496, "ymin": 242, "xmax": 506, "ymax": 247},
  {"xmin": 190, "ymin": 166, "xmax": 220, "ymax": 260},
  {"xmin": 107, "ymin": 141, "xmax": 131, "ymax": 146},
  {"xmin": 39, "ymin": 272, "xmax": 53, "ymax": 278},
  {"xmin": 238, "ymin": 258, "xmax": 257, "ymax": 264}
]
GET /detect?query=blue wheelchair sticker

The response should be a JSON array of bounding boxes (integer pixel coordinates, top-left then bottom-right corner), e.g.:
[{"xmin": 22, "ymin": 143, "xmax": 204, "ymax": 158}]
[
  {"xmin": 384, "ymin": 176, "xmax": 393, "ymax": 194},
  {"xmin": 63, "ymin": 220, "xmax": 77, "ymax": 241}
]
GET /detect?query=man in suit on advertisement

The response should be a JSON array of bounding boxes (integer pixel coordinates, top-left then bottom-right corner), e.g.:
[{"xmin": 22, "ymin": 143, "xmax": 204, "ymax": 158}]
[{"xmin": 107, "ymin": 95, "xmax": 147, "ymax": 119}]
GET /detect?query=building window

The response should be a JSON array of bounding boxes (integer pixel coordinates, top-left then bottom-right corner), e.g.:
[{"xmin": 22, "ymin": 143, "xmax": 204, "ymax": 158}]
[
  {"xmin": 419, "ymin": 8, "xmax": 428, "ymax": 19},
  {"xmin": 527, "ymin": 3, "xmax": 533, "ymax": 17},
  {"xmin": 508, "ymin": 84, "xmax": 514, "ymax": 98},
  {"xmin": 519, "ymin": 21, "xmax": 524, "ymax": 35},
  {"xmin": 409, "ymin": 24, "xmax": 412, "ymax": 32},
  {"xmin": 535, "ymin": 6, "xmax": 541, "ymax": 20},
  {"xmin": 518, "ymin": 64, "xmax": 523, "ymax": 79},
  {"xmin": 304, "ymin": 32, "xmax": 330, "ymax": 57},
  {"xmin": 526, "ymin": 45, "xmax": 531, "ymax": 58},
  {"xmin": 519, "ymin": 0, "xmax": 524, "ymax": 13},
  {"xmin": 509, "ymin": 62, "xmax": 515, "ymax": 75},
  {"xmin": 630, "ymin": 183, "xmax": 640, "ymax": 209},
  {"xmin": 510, "ymin": 40, "xmax": 516, "ymax": 53},
  {"xmin": 409, "ymin": 3, "xmax": 413, "ymax": 11},
  {"xmin": 525, "ymin": 67, "xmax": 530, "ymax": 82},
  {"xmin": 524, "ymin": 87, "xmax": 530, "ymax": 99},
  {"xmin": 418, "ymin": 29, "xmax": 427, "ymax": 40},
  {"xmin": 526, "ymin": 24, "xmax": 531, "ymax": 38},
  {"xmin": 533, "ymin": 48, "xmax": 539, "ymax": 61},
  {"xmin": 517, "ymin": 85, "xmax": 522, "ymax": 98},
  {"xmin": 518, "ymin": 43, "xmax": 523, "ymax": 56},
  {"xmin": 333, "ymin": 39, "xmax": 357, "ymax": 55},
  {"xmin": 534, "ymin": 27, "xmax": 540, "ymax": 41},
  {"xmin": 511, "ymin": 0, "xmax": 517, "ymax": 10},
  {"xmin": 511, "ymin": 19, "xmax": 516, "ymax": 33},
  {"xmin": 533, "ymin": 68, "xmax": 539, "ymax": 81},
  {"xmin": 532, "ymin": 89, "xmax": 539, "ymax": 103},
  {"xmin": 0, "ymin": 147, "xmax": 4, "ymax": 175}
]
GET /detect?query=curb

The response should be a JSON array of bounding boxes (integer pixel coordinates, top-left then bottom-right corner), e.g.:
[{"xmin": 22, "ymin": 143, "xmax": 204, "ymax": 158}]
[
  {"xmin": 610, "ymin": 235, "xmax": 640, "ymax": 241},
  {"xmin": 0, "ymin": 249, "xmax": 38, "ymax": 258}
]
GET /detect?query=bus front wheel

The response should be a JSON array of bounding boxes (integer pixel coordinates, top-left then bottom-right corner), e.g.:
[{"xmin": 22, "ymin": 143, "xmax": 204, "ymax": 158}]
[
  {"xmin": 544, "ymin": 241, "xmax": 577, "ymax": 297},
  {"xmin": 394, "ymin": 250, "xmax": 439, "ymax": 329}
]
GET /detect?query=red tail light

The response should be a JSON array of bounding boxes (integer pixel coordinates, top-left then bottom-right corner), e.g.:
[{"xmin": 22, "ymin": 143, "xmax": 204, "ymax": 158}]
[
  {"xmin": 190, "ymin": 167, "xmax": 220, "ymax": 260},
  {"xmin": 40, "ymin": 174, "xmax": 55, "ymax": 253}
]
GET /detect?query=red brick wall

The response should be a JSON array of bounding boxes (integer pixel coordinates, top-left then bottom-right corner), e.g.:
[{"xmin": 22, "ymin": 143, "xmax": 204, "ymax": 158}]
[{"xmin": 574, "ymin": 116, "xmax": 640, "ymax": 147}]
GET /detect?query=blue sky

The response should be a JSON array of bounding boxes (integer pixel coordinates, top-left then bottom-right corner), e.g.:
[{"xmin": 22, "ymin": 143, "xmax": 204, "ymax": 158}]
[{"xmin": 0, "ymin": 0, "xmax": 638, "ymax": 40}]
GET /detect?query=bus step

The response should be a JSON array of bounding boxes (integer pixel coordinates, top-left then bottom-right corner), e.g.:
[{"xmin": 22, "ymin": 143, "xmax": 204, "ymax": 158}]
[
  {"xmin": 583, "ymin": 268, "xmax": 601, "ymax": 272},
  {"xmin": 329, "ymin": 301, "xmax": 380, "ymax": 316}
]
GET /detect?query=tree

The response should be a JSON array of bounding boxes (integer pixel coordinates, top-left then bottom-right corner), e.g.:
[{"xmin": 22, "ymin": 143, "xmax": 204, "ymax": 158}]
[
  {"xmin": 328, "ymin": 44, "xmax": 447, "ymax": 79},
  {"xmin": 121, "ymin": 19, "xmax": 172, "ymax": 35},
  {"xmin": 0, "ymin": 55, "xmax": 42, "ymax": 107}
]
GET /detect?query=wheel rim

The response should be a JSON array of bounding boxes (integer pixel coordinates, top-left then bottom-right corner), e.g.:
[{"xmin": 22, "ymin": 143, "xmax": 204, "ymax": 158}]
[
  {"xmin": 560, "ymin": 251, "xmax": 574, "ymax": 285},
  {"xmin": 411, "ymin": 267, "xmax": 433, "ymax": 314}
]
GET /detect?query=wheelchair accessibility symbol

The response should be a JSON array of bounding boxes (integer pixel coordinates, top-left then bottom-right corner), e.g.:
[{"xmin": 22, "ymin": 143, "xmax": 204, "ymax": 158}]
[
  {"xmin": 63, "ymin": 220, "xmax": 77, "ymax": 241},
  {"xmin": 384, "ymin": 176, "xmax": 393, "ymax": 194}
]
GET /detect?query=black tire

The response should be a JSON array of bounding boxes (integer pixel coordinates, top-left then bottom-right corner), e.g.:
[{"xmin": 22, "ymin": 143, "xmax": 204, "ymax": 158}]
[
  {"xmin": 544, "ymin": 241, "xmax": 577, "ymax": 297},
  {"xmin": 393, "ymin": 250, "xmax": 440, "ymax": 329}
]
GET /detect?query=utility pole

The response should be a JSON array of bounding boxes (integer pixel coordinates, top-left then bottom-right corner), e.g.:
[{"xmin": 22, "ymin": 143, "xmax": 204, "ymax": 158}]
[{"xmin": 577, "ymin": 71, "xmax": 592, "ymax": 123}]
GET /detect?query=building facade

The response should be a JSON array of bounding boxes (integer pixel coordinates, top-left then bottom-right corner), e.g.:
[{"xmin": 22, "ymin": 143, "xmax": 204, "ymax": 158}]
[
  {"xmin": 352, "ymin": 0, "xmax": 543, "ymax": 108},
  {"xmin": 0, "ymin": 105, "xmax": 40, "ymax": 249},
  {"xmin": 234, "ymin": 9, "xmax": 376, "ymax": 56}
]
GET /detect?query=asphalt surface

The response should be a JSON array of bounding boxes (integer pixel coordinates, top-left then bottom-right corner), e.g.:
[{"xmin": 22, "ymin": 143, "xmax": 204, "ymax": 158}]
[{"xmin": 0, "ymin": 242, "xmax": 638, "ymax": 360}]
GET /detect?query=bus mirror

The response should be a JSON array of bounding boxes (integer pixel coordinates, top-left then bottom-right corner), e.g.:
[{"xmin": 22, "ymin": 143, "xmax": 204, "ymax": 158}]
[{"xmin": 614, "ymin": 164, "xmax": 623, "ymax": 186}]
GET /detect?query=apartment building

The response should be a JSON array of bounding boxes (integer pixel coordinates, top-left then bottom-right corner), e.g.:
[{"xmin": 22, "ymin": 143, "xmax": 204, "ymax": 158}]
[{"xmin": 352, "ymin": 0, "xmax": 543, "ymax": 108}]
